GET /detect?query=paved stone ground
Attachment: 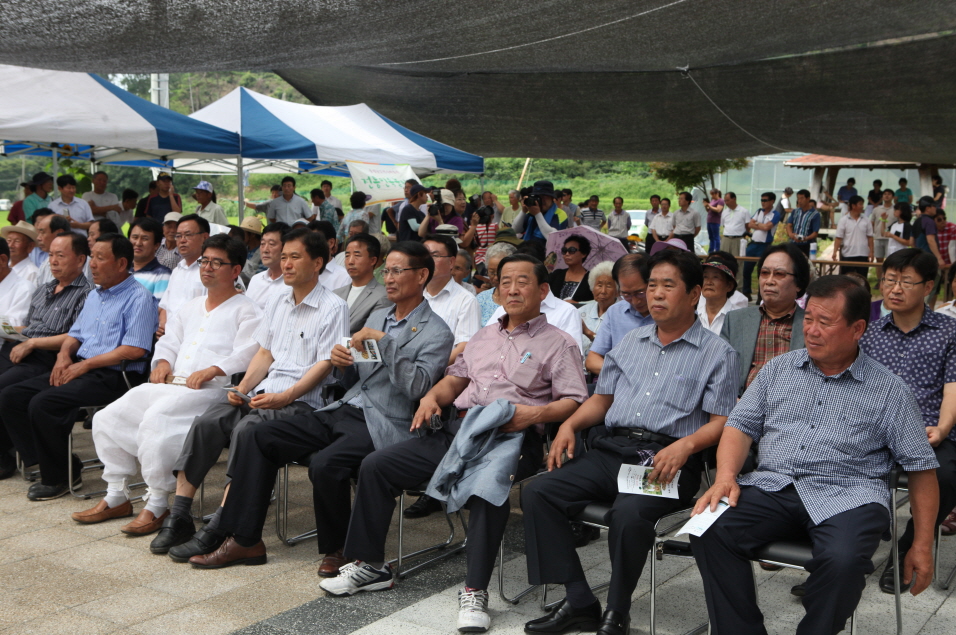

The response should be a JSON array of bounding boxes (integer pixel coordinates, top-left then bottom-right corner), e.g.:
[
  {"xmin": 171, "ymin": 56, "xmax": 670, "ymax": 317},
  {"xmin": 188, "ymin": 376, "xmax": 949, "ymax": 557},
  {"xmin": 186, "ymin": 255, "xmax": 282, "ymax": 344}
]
[{"xmin": 2, "ymin": 422, "xmax": 955, "ymax": 635}]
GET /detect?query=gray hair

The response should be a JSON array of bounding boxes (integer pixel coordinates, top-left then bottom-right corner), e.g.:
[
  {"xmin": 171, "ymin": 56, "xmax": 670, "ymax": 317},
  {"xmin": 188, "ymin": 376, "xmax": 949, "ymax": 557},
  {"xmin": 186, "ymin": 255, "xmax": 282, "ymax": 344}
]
[
  {"xmin": 508, "ymin": 189, "xmax": 519, "ymax": 198},
  {"xmin": 485, "ymin": 242, "xmax": 517, "ymax": 263},
  {"xmin": 457, "ymin": 249, "xmax": 473, "ymax": 269},
  {"xmin": 588, "ymin": 261, "xmax": 616, "ymax": 291}
]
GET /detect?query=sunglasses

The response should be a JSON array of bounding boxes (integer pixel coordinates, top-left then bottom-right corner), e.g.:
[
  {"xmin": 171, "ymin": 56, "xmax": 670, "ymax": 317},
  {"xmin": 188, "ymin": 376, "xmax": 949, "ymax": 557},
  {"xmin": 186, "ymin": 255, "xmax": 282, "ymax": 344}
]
[{"xmin": 561, "ymin": 247, "xmax": 580, "ymax": 255}]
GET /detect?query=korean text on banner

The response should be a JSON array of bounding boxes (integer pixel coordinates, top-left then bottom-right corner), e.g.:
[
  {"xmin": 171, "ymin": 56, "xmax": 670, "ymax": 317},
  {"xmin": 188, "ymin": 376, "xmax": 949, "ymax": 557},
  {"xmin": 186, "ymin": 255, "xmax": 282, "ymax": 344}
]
[{"xmin": 347, "ymin": 161, "xmax": 419, "ymax": 205}]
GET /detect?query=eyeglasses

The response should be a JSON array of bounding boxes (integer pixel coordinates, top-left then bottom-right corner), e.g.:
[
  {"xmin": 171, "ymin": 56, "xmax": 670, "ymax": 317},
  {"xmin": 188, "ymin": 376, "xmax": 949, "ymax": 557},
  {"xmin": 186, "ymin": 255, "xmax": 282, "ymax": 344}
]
[
  {"xmin": 198, "ymin": 257, "xmax": 236, "ymax": 270},
  {"xmin": 174, "ymin": 231, "xmax": 201, "ymax": 240},
  {"xmin": 758, "ymin": 268, "xmax": 795, "ymax": 280},
  {"xmin": 620, "ymin": 290, "xmax": 647, "ymax": 300},
  {"xmin": 382, "ymin": 266, "xmax": 425, "ymax": 278},
  {"xmin": 881, "ymin": 277, "xmax": 927, "ymax": 290},
  {"xmin": 561, "ymin": 247, "xmax": 580, "ymax": 255}
]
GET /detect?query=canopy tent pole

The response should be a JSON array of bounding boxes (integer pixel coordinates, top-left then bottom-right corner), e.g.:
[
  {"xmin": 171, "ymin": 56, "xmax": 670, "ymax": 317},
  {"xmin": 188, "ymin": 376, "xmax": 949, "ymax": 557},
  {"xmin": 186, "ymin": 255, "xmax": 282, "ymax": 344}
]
[
  {"xmin": 237, "ymin": 156, "xmax": 244, "ymax": 222},
  {"xmin": 516, "ymin": 158, "xmax": 531, "ymax": 190},
  {"xmin": 52, "ymin": 145, "xmax": 58, "ymax": 177}
]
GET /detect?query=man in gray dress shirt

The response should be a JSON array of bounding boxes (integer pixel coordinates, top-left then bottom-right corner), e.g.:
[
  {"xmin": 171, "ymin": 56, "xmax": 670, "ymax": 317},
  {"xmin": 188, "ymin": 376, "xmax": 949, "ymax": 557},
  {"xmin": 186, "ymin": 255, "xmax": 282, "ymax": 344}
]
[{"xmin": 693, "ymin": 275, "xmax": 939, "ymax": 635}]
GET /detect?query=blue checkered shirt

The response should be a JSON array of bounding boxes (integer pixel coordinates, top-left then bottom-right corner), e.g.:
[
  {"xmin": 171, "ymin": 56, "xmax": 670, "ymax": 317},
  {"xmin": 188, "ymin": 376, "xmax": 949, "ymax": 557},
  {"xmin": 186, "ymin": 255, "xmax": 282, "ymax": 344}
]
[
  {"xmin": 596, "ymin": 320, "xmax": 739, "ymax": 438},
  {"xmin": 731, "ymin": 349, "xmax": 938, "ymax": 524},
  {"xmin": 860, "ymin": 307, "xmax": 956, "ymax": 439}
]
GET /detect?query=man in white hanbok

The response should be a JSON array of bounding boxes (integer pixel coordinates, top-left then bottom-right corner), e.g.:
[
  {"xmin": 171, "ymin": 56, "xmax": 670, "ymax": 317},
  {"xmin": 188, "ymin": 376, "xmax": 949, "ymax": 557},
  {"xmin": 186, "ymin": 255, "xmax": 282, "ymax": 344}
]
[{"xmin": 72, "ymin": 235, "xmax": 262, "ymax": 536}]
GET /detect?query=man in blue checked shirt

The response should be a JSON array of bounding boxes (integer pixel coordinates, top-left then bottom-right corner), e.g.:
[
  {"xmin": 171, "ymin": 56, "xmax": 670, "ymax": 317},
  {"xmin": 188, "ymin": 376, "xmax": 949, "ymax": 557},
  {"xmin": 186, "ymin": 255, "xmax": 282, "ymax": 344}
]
[
  {"xmin": 0, "ymin": 233, "xmax": 156, "ymax": 502},
  {"xmin": 693, "ymin": 275, "xmax": 939, "ymax": 635},
  {"xmin": 522, "ymin": 249, "xmax": 739, "ymax": 635},
  {"xmin": 859, "ymin": 248, "xmax": 956, "ymax": 594}
]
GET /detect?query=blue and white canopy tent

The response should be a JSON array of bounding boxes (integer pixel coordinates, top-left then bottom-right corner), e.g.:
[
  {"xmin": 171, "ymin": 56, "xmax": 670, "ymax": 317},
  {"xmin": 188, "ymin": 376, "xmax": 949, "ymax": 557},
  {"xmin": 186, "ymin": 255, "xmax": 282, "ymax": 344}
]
[{"xmin": 0, "ymin": 64, "xmax": 241, "ymax": 171}]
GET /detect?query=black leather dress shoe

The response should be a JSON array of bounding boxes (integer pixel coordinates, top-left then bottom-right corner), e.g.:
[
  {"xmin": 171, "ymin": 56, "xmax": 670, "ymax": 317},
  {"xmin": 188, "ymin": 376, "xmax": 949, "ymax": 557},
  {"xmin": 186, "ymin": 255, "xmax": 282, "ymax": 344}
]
[
  {"xmin": 879, "ymin": 554, "xmax": 911, "ymax": 594},
  {"xmin": 403, "ymin": 494, "xmax": 443, "ymax": 519},
  {"xmin": 168, "ymin": 525, "xmax": 227, "ymax": 562},
  {"xmin": 790, "ymin": 583, "xmax": 806, "ymax": 597},
  {"xmin": 596, "ymin": 609, "xmax": 630, "ymax": 635},
  {"xmin": 27, "ymin": 480, "xmax": 73, "ymax": 501},
  {"xmin": 150, "ymin": 514, "xmax": 197, "ymax": 554},
  {"xmin": 524, "ymin": 598, "xmax": 601, "ymax": 633}
]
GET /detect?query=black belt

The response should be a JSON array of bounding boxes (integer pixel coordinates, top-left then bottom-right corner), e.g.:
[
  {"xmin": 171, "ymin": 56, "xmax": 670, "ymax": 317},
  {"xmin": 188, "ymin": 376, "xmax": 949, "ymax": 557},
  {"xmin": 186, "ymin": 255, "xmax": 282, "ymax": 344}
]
[
  {"xmin": 724, "ymin": 235, "xmax": 745, "ymax": 238},
  {"xmin": 611, "ymin": 427, "xmax": 677, "ymax": 446}
]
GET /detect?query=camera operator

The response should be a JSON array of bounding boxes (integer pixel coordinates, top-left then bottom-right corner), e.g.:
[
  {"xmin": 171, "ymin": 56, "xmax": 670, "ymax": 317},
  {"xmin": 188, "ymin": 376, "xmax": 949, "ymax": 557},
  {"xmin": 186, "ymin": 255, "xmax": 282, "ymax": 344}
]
[
  {"xmin": 513, "ymin": 181, "xmax": 569, "ymax": 246},
  {"xmin": 462, "ymin": 197, "xmax": 499, "ymax": 275},
  {"xmin": 418, "ymin": 188, "xmax": 464, "ymax": 240}
]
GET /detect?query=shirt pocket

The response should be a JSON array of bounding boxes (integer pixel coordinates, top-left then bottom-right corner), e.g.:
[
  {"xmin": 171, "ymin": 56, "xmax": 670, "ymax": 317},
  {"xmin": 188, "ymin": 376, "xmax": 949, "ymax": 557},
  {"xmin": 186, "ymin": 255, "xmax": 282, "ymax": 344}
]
[
  {"xmin": 664, "ymin": 374, "xmax": 702, "ymax": 410},
  {"xmin": 295, "ymin": 337, "xmax": 318, "ymax": 367},
  {"xmin": 511, "ymin": 358, "xmax": 544, "ymax": 391}
]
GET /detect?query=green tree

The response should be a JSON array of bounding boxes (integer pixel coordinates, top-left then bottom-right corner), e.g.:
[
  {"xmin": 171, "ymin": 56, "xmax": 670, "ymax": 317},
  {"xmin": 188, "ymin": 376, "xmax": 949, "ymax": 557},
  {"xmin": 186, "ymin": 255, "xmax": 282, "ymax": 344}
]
[{"xmin": 649, "ymin": 159, "xmax": 750, "ymax": 193}]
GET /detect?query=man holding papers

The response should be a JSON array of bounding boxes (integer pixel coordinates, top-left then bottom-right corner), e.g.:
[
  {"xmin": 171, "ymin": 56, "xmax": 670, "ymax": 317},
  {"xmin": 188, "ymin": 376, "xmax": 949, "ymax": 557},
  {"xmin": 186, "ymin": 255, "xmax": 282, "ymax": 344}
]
[
  {"xmin": 521, "ymin": 249, "xmax": 739, "ymax": 635},
  {"xmin": 692, "ymin": 275, "xmax": 939, "ymax": 635},
  {"xmin": 72, "ymin": 235, "xmax": 261, "ymax": 534}
]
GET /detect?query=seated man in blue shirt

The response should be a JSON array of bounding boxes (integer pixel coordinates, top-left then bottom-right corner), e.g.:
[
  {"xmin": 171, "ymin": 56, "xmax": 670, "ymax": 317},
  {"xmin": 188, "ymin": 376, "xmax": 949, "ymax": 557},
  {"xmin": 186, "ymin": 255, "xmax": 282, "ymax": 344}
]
[
  {"xmin": 693, "ymin": 275, "xmax": 939, "ymax": 635},
  {"xmin": 521, "ymin": 249, "xmax": 739, "ymax": 635},
  {"xmin": 859, "ymin": 248, "xmax": 956, "ymax": 593},
  {"xmin": 584, "ymin": 254, "xmax": 653, "ymax": 375},
  {"xmin": 0, "ymin": 233, "xmax": 157, "ymax": 500}
]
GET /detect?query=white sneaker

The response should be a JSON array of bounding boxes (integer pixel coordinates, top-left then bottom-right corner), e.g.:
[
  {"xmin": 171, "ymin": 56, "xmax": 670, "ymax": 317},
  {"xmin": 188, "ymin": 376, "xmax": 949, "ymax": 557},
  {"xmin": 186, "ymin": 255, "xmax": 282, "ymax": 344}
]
[
  {"xmin": 458, "ymin": 588, "xmax": 490, "ymax": 632},
  {"xmin": 319, "ymin": 561, "xmax": 394, "ymax": 596}
]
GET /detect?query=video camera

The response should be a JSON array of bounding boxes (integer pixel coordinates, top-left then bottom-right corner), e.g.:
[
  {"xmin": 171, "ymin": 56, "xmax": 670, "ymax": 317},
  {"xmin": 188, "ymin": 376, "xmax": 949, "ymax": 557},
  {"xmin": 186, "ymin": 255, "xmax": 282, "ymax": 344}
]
[{"xmin": 428, "ymin": 189, "xmax": 443, "ymax": 216}]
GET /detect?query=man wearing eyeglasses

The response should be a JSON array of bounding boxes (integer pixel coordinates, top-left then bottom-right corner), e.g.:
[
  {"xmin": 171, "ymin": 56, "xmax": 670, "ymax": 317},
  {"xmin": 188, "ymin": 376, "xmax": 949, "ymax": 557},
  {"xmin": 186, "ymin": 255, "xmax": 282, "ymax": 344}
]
[
  {"xmin": 720, "ymin": 243, "xmax": 810, "ymax": 397},
  {"xmin": 182, "ymin": 241, "xmax": 453, "ymax": 573},
  {"xmin": 742, "ymin": 192, "xmax": 781, "ymax": 300},
  {"xmin": 72, "ymin": 235, "xmax": 262, "ymax": 534},
  {"xmin": 860, "ymin": 247, "xmax": 956, "ymax": 594},
  {"xmin": 585, "ymin": 254, "xmax": 652, "ymax": 375},
  {"xmin": 157, "ymin": 214, "xmax": 210, "ymax": 338}
]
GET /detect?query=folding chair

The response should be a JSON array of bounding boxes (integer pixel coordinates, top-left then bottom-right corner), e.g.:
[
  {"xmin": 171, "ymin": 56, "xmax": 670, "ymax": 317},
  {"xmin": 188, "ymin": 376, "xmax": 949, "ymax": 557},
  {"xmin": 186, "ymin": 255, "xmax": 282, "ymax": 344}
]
[{"xmin": 391, "ymin": 483, "xmax": 468, "ymax": 578}]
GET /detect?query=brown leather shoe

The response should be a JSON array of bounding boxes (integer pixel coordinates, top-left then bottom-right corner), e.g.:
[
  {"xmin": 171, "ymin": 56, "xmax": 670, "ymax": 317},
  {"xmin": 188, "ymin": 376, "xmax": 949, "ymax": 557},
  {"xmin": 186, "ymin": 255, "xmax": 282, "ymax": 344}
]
[
  {"xmin": 120, "ymin": 509, "xmax": 169, "ymax": 535},
  {"xmin": 189, "ymin": 536, "xmax": 267, "ymax": 569},
  {"xmin": 318, "ymin": 549, "xmax": 348, "ymax": 577},
  {"xmin": 71, "ymin": 499, "xmax": 134, "ymax": 524}
]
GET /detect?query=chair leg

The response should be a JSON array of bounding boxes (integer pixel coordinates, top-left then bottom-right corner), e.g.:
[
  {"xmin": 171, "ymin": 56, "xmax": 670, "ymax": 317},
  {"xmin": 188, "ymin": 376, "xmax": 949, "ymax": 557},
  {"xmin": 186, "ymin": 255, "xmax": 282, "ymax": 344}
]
[
  {"xmin": 650, "ymin": 539, "xmax": 658, "ymax": 635},
  {"xmin": 497, "ymin": 536, "xmax": 539, "ymax": 605},
  {"xmin": 392, "ymin": 498, "xmax": 466, "ymax": 578},
  {"xmin": 892, "ymin": 488, "xmax": 903, "ymax": 635}
]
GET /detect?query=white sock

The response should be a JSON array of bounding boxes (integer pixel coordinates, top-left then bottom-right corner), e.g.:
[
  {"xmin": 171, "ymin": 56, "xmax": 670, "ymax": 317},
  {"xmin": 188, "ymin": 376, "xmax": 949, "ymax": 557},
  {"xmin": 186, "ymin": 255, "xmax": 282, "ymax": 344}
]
[
  {"xmin": 104, "ymin": 480, "xmax": 129, "ymax": 508},
  {"xmin": 143, "ymin": 488, "xmax": 169, "ymax": 517}
]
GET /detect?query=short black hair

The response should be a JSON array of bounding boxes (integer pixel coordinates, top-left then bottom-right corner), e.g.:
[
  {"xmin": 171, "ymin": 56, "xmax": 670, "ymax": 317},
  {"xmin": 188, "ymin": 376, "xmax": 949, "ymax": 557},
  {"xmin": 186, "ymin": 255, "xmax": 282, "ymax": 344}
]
[
  {"xmin": 49, "ymin": 215, "xmax": 72, "ymax": 235},
  {"xmin": 678, "ymin": 191, "xmax": 693, "ymax": 203},
  {"xmin": 612, "ymin": 253, "xmax": 649, "ymax": 284},
  {"xmin": 564, "ymin": 234, "xmax": 591, "ymax": 257},
  {"xmin": 59, "ymin": 232, "xmax": 90, "ymax": 257},
  {"xmin": 270, "ymin": 184, "xmax": 281, "ymax": 192},
  {"xmin": 93, "ymin": 170, "xmax": 109, "ymax": 178},
  {"xmin": 310, "ymin": 188, "xmax": 325, "ymax": 199},
  {"xmin": 321, "ymin": 180, "xmax": 333, "ymax": 188},
  {"xmin": 202, "ymin": 233, "xmax": 247, "ymax": 269},
  {"xmin": 646, "ymin": 248, "xmax": 703, "ymax": 292},
  {"xmin": 805, "ymin": 275, "xmax": 871, "ymax": 326},
  {"xmin": 128, "ymin": 217, "xmax": 163, "ymax": 244},
  {"xmin": 938, "ymin": 210, "xmax": 947, "ymax": 221},
  {"xmin": 30, "ymin": 207, "xmax": 54, "ymax": 224},
  {"xmin": 515, "ymin": 240, "xmax": 546, "ymax": 262},
  {"xmin": 95, "ymin": 233, "xmax": 134, "ymax": 268},
  {"xmin": 281, "ymin": 176, "xmax": 296, "ymax": 186},
  {"xmin": 425, "ymin": 233, "xmax": 458, "ymax": 259},
  {"xmin": 390, "ymin": 240, "xmax": 435, "ymax": 285},
  {"xmin": 121, "ymin": 188, "xmax": 138, "ymax": 202},
  {"xmin": 847, "ymin": 178, "xmax": 856, "ymax": 184},
  {"xmin": 894, "ymin": 202, "xmax": 913, "ymax": 223},
  {"xmin": 918, "ymin": 195, "xmax": 937, "ymax": 212},
  {"xmin": 562, "ymin": 188, "xmax": 573, "ymax": 197},
  {"xmin": 282, "ymin": 227, "xmax": 329, "ymax": 273},
  {"xmin": 882, "ymin": 189, "xmax": 895, "ymax": 197},
  {"xmin": 349, "ymin": 191, "xmax": 367, "ymax": 210},
  {"xmin": 762, "ymin": 191, "xmax": 776, "ymax": 203},
  {"xmin": 797, "ymin": 188, "xmax": 811, "ymax": 198},
  {"xmin": 650, "ymin": 194, "xmax": 661, "ymax": 202},
  {"xmin": 848, "ymin": 195, "xmax": 865, "ymax": 207},
  {"xmin": 56, "ymin": 174, "xmax": 77, "ymax": 188},
  {"xmin": 661, "ymin": 197, "xmax": 671, "ymax": 205},
  {"xmin": 344, "ymin": 234, "xmax": 382, "ymax": 263},
  {"xmin": 262, "ymin": 221, "xmax": 291, "ymax": 238},
  {"xmin": 873, "ymin": 179, "xmax": 882, "ymax": 186},
  {"xmin": 882, "ymin": 247, "xmax": 938, "ymax": 284},
  {"xmin": 497, "ymin": 254, "xmax": 549, "ymax": 286},
  {"xmin": 758, "ymin": 243, "xmax": 812, "ymax": 297},
  {"xmin": 147, "ymin": 180, "xmax": 157, "ymax": 190},
  {"xmin": 92, "ymin": 218, "xmax": 119, "ymax": 235},
  {"xmin": 932, "ymin": 174, "xmax": 942, "ymax": 184},
  {"xmin": 178, "ymin": 213, "xmax": 211, "ymax": 235},
  {"xmin": 725, "ymin": 191, "xmax": 737, "ymax": 200},
  {"xmin": 310, "ymin": 220, "xmax": 337, "ymax": 243}
]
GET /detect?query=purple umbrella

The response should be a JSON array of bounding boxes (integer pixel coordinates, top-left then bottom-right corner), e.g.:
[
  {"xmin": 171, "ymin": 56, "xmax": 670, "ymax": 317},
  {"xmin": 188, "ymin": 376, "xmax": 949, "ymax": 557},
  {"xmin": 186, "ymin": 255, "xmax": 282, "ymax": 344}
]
[{"xmin": 545, "ymin": 226, "xmax": 628, "ymax": 273}]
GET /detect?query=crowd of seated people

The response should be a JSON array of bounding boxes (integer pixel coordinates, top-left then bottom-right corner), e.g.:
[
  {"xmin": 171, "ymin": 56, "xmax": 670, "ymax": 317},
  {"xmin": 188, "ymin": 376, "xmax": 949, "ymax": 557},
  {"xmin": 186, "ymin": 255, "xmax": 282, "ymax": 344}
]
[{"xmin": 0, "ymin": 171, "xmax": 953, "ymax": 635}]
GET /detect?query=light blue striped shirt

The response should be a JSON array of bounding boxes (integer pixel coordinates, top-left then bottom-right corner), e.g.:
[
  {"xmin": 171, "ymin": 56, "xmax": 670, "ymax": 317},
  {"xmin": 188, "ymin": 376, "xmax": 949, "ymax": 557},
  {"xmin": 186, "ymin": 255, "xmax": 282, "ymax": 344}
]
[
  {"xmin": 68, "ymin": 274, "xmax": 158, "ymax": 372},
  {"xmin": 131, "ymin": 257, "xmax": 172, "ymax": 302},
  {"xmin": 596, "ymin": 320, "xmax": 739, "ymax": 438}
]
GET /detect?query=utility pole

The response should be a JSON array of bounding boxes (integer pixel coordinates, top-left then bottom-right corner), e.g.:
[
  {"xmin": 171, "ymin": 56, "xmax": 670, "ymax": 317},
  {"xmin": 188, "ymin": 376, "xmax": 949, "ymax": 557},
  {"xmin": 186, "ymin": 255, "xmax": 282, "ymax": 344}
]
[{"xmin": 150, "ymin": 73, "xmax": 169, "ymax": 108}]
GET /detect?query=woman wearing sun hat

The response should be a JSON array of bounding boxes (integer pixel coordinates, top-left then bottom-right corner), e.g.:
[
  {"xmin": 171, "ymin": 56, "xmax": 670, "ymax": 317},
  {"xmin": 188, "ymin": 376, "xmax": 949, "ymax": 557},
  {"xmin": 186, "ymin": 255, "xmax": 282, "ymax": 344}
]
[{"xmin": 696, "ymin": 251, "xmax": 749, "ymax": 334}]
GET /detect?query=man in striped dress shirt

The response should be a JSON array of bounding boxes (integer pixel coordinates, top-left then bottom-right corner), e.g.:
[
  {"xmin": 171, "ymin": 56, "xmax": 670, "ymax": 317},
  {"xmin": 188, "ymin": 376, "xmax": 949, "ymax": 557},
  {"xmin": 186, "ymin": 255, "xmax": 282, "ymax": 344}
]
[
  {"xmin": 0, "ymin": 233, "xmax": 93, "ymax": 480},
  {"xmin": 693, "ymin": 276, "xmax": 939, "ymax": 634},
  {"xmin": 521, "ymin": 249, "xmax": 740, "ymax": 635},
  {"xmin": 1, "ymin": 234, "xmax": 157, "ymax": 501}
]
